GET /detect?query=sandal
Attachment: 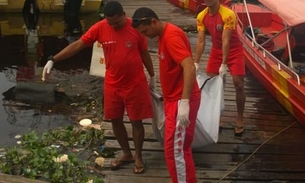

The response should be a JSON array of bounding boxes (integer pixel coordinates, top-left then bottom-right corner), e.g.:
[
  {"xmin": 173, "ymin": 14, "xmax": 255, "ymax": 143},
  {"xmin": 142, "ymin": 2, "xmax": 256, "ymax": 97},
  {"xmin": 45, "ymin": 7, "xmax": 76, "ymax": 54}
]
[
  {"xmin": 235, "ymin": 126, "xmax": 244, "ymax": 137},
  {"xmin": 110, "ymin": 158, "xmax": 134, "ymax": 171},
  {"xmin": 133, "ymin": 163, "xmax": 146, "ymax": 174}
]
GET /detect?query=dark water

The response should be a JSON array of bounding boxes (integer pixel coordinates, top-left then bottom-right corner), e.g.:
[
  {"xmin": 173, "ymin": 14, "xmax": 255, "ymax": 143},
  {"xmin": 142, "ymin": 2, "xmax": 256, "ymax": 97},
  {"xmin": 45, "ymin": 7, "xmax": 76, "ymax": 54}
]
[{"xmin": 0, "ymin": 13, "xmax": 101, "ymax": 147}]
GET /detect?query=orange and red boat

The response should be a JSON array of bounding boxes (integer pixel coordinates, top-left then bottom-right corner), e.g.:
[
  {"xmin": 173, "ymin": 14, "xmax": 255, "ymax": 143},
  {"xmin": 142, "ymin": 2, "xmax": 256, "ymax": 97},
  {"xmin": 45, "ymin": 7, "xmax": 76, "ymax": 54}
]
[
  {"xmin": 167, "ymin": 0, "xmax": 231, "ymax": 14},
  {"xmin": 232, "ymin": 0, "xmax": 305, "ymax": 125}
]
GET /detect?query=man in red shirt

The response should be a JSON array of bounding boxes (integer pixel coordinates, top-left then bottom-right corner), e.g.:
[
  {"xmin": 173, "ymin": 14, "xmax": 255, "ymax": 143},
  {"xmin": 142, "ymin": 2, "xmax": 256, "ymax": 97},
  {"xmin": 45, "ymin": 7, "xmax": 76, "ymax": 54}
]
[
  {"xmin": 195, "ymin": 0, "xmax": 246, "ymax": 136},
  {"xmin": 41, "ymin": 1, "xmax": 155, "ymax": 174},
  {"xmin": 132, "ymin": 7, "xmax": 201, "ymax": 183}
]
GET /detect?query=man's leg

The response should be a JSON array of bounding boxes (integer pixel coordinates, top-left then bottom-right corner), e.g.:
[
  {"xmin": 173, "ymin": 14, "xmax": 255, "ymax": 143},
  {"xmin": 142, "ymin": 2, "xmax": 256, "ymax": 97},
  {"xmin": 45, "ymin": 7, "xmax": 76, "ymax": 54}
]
[
  {"xmin": 164, "ymin": 100, "xmax": 198, "ymax": 183},
  {"xmin": 123, "ymin": 78, "xmax": 152, "ymax": 173},
  {"xmin": 131, "ymin": 120, "xmax": 145, "ymax": 172},
  {"xmin": 232, "ymin": 75, "xmax": 245, "ymax": 134},
  {"xmin": 104, "ymin": 84, "xmax": 134, "ymax": 168},
  {"xmin": 111, "ymin": 117, "xmax": 133, "ymax": 165}
]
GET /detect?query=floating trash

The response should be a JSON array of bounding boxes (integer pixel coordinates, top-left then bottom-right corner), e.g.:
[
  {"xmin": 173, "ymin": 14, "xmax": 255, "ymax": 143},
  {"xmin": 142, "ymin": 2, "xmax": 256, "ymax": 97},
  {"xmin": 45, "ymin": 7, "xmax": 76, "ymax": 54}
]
[
  {"xmin": 0, "ymin": 148, "xmax": 6, "ymax": 158},
  {"xmin": 95, "ymin": 157, "xmax": 105, "ymax": 167},
  {"xmin": 14, "ymin": 135, "xmax": 22, "ymax": 139},
  {"xmin": 16, "ymin": 141, "xmax": 22, "ymax": 145},
  {"xmin": 51, "ymin": 144, "xmax": 61, "ymax": 148},
  {"xmin": 53, "ymin": 154, "xmax": 68, "ymax": 163},
  {"xmin": 79, "ymin": 118, "xmax": 92, "ymax": 127}
]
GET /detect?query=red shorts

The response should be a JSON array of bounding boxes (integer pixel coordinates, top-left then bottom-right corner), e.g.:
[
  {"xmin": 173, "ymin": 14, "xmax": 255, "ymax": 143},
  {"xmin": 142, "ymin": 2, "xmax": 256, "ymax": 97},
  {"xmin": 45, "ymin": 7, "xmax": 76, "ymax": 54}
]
[
  {"xmin": 206, "ymin": 47, "xmax": 245, "ymax": 76},
  {"xmin": 104, "ymin": 78, "xmax": 152, "ymax": 121}
]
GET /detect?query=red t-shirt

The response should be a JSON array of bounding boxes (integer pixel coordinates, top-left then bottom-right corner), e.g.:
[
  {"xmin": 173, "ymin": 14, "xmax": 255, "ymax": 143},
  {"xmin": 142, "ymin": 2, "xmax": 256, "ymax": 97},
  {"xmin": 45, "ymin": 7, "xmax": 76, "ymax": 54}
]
[
  {"xmin": 158, "ymin": 23, "xmax": 200, "ymax": 101},
  {"xmin": 81, "ymin": 18, "xmax": 147, "ymax": 88},
  {"xmin": 196, "ymin": 4, "xmax": 242, "ymax": 50}
]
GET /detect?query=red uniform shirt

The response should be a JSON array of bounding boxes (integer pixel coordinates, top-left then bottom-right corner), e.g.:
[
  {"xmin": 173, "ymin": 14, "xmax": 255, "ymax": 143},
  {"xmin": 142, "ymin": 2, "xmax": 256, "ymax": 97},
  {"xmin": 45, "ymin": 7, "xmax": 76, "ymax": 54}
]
[
  {"xmin": 81, "ymin": 18, "xmax": 147, "ymax": 88},
  {"xmin": 196, "ymin": 4, "xmax": 242, "ymax": 50},
  {"xmin": 158, "ymin": 23, "xmax": 200, "ymax": 101}
]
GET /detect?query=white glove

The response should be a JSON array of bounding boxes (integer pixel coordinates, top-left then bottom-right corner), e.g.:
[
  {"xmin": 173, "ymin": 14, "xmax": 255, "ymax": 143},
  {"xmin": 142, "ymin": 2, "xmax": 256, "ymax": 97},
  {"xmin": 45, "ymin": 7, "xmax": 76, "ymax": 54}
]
[
  {"xmin": 41, "ymin": 60, "xmax": 54, "ymax": 81},
  {"xmin": 149, "ymin": 75, "xmax": 156, "ymax": 90},
  {"xmin": 219, "ymin": 64, "xmax": 228, "ymax": 77},
  {"xmin": 194, "ymin": 63, "xmax": 199, "ymax": 73},
  {"xmin": 177, "ymin": 99, "xmax": 190, "ymax": 128}
]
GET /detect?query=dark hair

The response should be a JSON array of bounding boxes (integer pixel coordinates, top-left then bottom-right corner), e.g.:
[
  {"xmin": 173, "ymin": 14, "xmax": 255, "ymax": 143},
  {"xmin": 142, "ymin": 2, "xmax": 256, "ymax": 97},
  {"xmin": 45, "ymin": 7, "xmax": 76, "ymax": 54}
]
[
  {"xmin": 104, "ymin": 1, "xmax": 124, "ymax": 17},
  {"xmin": 131, "ymin": 7, "xmax": 159, "ymax": 28}
]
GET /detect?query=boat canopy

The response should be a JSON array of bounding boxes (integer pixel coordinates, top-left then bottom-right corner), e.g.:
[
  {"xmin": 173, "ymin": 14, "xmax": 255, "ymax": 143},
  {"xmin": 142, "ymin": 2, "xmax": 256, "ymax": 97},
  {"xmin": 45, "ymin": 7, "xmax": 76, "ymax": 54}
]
[{"xmin": 259, "ymin": 0, "xmax": 305, "ymax": 26}]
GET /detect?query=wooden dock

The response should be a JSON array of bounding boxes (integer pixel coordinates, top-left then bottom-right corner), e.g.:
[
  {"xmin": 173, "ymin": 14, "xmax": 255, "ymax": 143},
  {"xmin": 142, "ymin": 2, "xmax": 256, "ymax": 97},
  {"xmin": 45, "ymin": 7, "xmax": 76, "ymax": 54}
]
[
  {"xmin": 1, "ymin": 0, "xmax": 305, "ymax": 183},
  {"xmin": 101, "ymin": 0, "xmax": 305, "ymax": 183}
]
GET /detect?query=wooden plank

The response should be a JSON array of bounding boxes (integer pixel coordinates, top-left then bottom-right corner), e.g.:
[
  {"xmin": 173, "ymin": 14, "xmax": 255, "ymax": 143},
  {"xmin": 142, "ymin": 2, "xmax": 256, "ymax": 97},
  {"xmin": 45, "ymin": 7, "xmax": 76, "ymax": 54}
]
[
  {"xmin": 104, "ymin": 139, "xmax": 305, "ymax": 154},
  {"xmin": 101, "ymin": 122, "xmax": 305, "ymax": 145},
  {"xmin": 102, "ymin": 168, "xmax": 305, "ymax": 181}
]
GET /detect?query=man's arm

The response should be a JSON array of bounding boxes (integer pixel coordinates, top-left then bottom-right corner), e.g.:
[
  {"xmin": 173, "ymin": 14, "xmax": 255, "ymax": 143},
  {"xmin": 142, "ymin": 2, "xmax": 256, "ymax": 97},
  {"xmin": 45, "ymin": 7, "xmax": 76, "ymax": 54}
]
[
  {"xmin": 180, "ymin": 56, "xmax": 196, "ymax": 99},
  {"xmin": 42, "ymin": 39, "xmax": 89, "ymax": 81},
  {"xmin": 141, "ymin": 50, "xmax": 155, "ymax": 77},
  {"xmin": 53, "ymin": 39, "xmax": 89, "ymax": 62},
  {"xmin": 221, "ymin": 29, "xmax": 233, "ymax": 64},
  {"xmin": 194, "ymin": 30, "xmax": 206, "ymax": 64}
]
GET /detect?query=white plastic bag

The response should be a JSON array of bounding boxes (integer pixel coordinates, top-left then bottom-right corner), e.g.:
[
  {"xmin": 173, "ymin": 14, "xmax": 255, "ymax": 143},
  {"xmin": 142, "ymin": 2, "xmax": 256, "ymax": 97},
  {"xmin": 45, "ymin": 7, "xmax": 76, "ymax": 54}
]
[
  {"xmin": 192, "ymin": 72, "xmax": 225, "ymax": 148},
  {"xmin": 150, "ymin": 89, "xmax": 165, "ymax": 143},
  {"xmin": 89, "ymin": 41, "xmax": 106, "ymax": 77}
]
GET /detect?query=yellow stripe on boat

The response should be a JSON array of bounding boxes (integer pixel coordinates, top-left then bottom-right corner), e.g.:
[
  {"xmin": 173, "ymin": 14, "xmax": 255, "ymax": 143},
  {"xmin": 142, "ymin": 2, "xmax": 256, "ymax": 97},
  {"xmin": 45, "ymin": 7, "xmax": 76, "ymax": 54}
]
[{"xmin": 271, "ymin": 65, "xmax": 293, "ymax": 114}]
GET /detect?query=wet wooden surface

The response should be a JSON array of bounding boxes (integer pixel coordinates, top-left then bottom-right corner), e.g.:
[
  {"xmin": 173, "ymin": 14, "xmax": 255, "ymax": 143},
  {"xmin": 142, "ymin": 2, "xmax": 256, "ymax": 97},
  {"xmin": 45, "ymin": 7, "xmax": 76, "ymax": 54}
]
[
  {"xmin": 119, "ymin": 0, "xmax": 197, "ymax": 31},
  {"xmin": 101, "ymin": 0, "xmax": 305, "ymax": 183}
]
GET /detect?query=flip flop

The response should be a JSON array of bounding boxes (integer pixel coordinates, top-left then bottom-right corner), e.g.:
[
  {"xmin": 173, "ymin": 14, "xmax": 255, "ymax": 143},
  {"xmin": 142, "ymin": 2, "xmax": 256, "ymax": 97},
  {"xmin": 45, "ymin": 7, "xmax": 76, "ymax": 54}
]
[
  {"xmin": 110, "ymin": 158, "xmax": 134, "ymax": 171},
  {"xmin": 133, "ymin": 163, "xmax": 146, "ymax": 174},
  {"xmin": 235, "ymin": 126, "xmax": 244, "ymax": 137}
]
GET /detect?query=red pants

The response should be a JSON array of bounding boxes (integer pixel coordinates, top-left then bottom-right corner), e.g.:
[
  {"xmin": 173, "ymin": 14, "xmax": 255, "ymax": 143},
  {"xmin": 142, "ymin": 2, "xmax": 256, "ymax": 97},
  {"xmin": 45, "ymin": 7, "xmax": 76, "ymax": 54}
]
[{"xmin": 164, "ymin": 99, "xmax": 200, "ymax": 183}]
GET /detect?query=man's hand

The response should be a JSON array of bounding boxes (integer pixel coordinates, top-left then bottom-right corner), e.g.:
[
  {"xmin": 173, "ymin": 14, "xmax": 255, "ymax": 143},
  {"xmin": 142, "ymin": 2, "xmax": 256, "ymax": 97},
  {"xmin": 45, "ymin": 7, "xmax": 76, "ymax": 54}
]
[
  {"xmin": 177, "ymin": 99, "xmax": 190, "ymax": 128},
  {"xmin": 219, "ymin": 64, "xmax": 228, "ymax": 77},
  {"xmin": 149, "ymin": 75, "xmax": 156, "ymax": 90},
  {"xmin": 41, "ymin": 60, "xmax": 54, "ymax": 81}
]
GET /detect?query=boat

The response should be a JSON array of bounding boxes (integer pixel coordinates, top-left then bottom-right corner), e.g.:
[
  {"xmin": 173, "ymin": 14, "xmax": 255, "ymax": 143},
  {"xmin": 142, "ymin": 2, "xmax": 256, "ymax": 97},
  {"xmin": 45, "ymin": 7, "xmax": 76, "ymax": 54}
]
[
  {"xmin": 231, "ymin": 0, "xmax": 305, "ymax": 125},
  {"xmin": 167, "ymin": 0, "xmax": 245, "ymax": 15}
]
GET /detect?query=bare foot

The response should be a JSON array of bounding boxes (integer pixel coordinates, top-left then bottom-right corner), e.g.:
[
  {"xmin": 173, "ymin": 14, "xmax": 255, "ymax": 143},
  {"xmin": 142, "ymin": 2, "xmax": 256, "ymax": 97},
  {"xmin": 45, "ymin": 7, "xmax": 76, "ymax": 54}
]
[{"xmin": 110, "ymin": 153, "xmax": 134, "ymax": 170}]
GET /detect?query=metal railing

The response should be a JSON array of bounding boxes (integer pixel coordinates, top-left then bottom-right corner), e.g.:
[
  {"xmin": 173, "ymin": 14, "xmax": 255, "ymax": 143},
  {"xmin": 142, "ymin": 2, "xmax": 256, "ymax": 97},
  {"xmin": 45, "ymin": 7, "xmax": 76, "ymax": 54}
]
[
  {"xmin": 236, "ymin": 0, "xmax": 301, "ymax": 86},
  {"xmin": 244, "ymin": 33, "xmax": 301, "ymax": 85}
]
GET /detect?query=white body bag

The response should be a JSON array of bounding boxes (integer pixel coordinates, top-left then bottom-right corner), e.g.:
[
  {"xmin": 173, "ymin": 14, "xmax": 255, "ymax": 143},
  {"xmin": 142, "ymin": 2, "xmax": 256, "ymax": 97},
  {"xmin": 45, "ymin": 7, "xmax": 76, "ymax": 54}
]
[
  {"xmin": 192, "ymin": 72, "xmax": 224, "ymax": 148},
  {"xmin": 150, "ymin": 72, "xmax": 224, "ymax": 148}
]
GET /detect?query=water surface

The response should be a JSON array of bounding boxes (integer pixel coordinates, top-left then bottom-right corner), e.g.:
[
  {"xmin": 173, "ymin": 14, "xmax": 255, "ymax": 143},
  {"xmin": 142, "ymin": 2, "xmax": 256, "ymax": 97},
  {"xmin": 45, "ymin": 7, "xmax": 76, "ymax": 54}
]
[{"xmin": 0, "ymin": 13, "xmax": 101, "ymax": 147}]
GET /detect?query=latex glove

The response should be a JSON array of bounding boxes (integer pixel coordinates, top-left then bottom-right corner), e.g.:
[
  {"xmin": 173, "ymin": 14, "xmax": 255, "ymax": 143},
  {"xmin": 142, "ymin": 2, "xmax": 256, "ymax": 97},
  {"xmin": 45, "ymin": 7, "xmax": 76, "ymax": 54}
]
[
  {"xmin": 42, "ymin": 60, "xmax": 54, "ymax": 81},
  {"xmin": 177, "ymin": 99, "xmax": 190, "ymax": 128},
  {"xmin": 149, "ymin": 75, "xmax": 156, "ymax": 90},
  {"xmin": 194, "ymin": 63, "xmax": 199, "ymax": 73},
  {"xmin": 219, "ymin": 64, "xmax": 228, "ymax": 77}
]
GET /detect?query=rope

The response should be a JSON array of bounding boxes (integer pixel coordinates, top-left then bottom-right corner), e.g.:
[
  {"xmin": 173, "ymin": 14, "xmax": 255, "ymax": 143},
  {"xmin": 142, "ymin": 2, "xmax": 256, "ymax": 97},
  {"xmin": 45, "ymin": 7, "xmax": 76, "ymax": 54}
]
[{"xmin": 216, "ymin": 121, "xmax": 298, "ymax": 183}]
